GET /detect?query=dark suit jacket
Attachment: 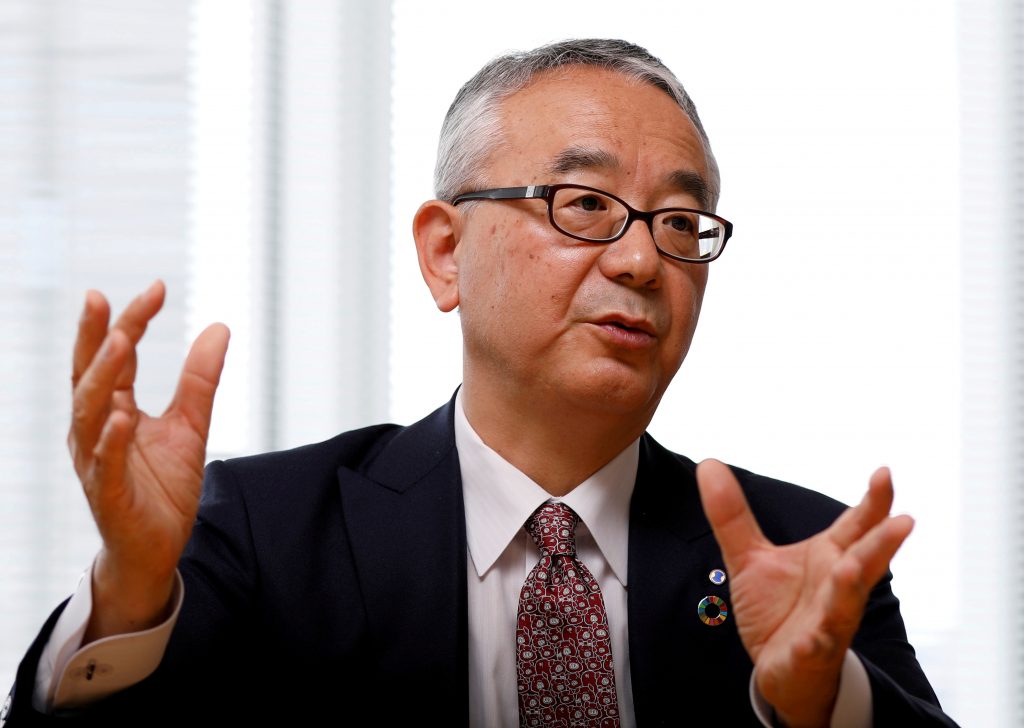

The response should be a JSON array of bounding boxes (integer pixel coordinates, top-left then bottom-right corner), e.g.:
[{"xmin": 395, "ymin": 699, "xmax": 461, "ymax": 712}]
[{"xmin": 8, "ymin": 398, "xmax": 957, "ymax": 726}]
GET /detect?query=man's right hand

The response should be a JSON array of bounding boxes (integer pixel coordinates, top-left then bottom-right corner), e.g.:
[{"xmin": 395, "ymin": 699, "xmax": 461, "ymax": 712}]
[{"xmin": 69, "ymin": 281, "xmax": 229, "ymax": 643}]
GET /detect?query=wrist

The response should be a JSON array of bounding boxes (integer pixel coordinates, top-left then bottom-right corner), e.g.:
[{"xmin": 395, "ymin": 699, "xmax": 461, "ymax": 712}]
[
  {"xmin": 84, "ymin": 550, "xmax": 176, "ymax": 643},
  {"xmin": 757, "ymin": 667, "xmax": 840, "ymax": 728},
  {"xmin": 772, "ymin": 708, "xmax": 833, "ymax": 728}
]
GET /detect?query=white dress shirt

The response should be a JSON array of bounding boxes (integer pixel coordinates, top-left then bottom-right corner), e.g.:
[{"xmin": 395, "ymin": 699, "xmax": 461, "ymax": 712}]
[
  {"xmin": 453, "ymin": 393, "xmax": 870, "ymax": 727},
  {"xmin": 455, "ymin": 392, "xmax": 637, "ymax": 727},
  {"xmin": 36, "ymin": 391, "xmax": 871, "ymax": 726}
]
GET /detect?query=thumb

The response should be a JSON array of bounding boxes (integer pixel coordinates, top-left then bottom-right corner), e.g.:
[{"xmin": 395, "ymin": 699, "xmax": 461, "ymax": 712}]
[
  {"xmin": 168, "ymin": 323, "xmax": 230, "ymax": 438},
  {"xmin": 696, "ymin": 459, "xmax": 768, "ymax": 569}
]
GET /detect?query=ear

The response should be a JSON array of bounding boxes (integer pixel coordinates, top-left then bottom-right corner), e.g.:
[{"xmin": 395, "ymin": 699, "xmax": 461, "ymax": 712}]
[{"xmin": 413, "ymin": 199, "xmax": 462, "ymax": 312}]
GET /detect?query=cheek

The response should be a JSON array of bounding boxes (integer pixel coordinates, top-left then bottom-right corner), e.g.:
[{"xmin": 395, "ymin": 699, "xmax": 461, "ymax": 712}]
[
  {"xmin": 497, "ymin": 221, "xmax": 579, "ymax": 311},
  {"xmin": 662, "ymin": 267, "xmax": 708, "ymax": 357},
  {"xmin": 674, "ymin": 263, "xmax": 707, "ymax": 308},
  {"xmin": 459, "ymin": 218, "xmax": 552, "ymax": 327},
  {"xmin": 461, "ymin": 210, "xmax": 595, "ymax": 338},
  {"xmin": 684, "ymin": 274, "xmax": 707, "ymax": 326},
  {"xmin": 688, "ymin": 267, "xmax": 709, "ymax": 320},
  {"xmin": 543, "ymin": 243, "xmax": 607, "ymax": 306}
]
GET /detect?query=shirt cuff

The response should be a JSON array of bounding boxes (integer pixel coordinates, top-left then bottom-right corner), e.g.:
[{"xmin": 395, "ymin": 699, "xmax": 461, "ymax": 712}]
[
  {"xmin": 749, "ymin": 649, "xmax": 873, "ymax": 728},
  {"xmin": 31, "ymin": 563, "xmax": 184, "ymax": 713}
]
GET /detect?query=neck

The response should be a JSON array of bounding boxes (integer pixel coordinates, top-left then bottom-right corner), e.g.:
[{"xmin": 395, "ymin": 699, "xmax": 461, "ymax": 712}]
[{"xmin": 459, "ymin": 378, "xmax": 653, "ymax": 497}]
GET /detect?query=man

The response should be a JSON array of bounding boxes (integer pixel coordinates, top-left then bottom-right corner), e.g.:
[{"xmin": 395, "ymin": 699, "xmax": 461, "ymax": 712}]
[{"xmin": 5, "ymin": 39, "xmax": 956, "ymax": 726}]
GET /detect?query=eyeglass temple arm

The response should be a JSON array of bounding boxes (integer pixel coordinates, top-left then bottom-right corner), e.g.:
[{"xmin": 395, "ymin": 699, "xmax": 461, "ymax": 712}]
[{"xmin": 453, "ymin": 186, "xmax": 550, "ymax": 203}]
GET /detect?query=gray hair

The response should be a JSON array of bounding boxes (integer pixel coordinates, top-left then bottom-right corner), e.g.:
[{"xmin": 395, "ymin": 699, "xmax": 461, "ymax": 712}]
[{"xmin": 434, "ymin": 38, "xmax": 721, "ymax": 211}]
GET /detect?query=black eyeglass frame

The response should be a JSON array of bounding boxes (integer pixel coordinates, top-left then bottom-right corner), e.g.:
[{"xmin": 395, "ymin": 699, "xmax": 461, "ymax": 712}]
[{"xmin": 451, "ymin": 183, "xmax": 734, "ymax": 263}]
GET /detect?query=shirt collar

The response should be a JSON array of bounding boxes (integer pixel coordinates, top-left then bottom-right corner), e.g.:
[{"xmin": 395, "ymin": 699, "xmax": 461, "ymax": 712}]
[{"xmin": 455, "ymin": 390, "xmax": 637, "ymax": 586}]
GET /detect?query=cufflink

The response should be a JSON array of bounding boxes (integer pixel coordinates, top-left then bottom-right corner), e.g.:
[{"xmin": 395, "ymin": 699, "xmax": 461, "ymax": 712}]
[
  {"xmin": 69, "ymin": 660, "xmax": 112, "ymax": 681},
  {"xmin": 697, "ymin": 595, "xmax": 728, "ymax": 626}
]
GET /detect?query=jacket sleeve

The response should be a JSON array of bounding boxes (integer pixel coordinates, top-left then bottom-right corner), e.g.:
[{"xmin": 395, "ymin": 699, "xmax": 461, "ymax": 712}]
[
  {"xmin": 851, "ymin": 571, "xmax": 960, "ymax": 726},
  {"xmin": 2, "ymin": 460, "xmax": 260, "ymax": 727},
  {"xmin": 4, "ymin": 600, "xmax": 70, "ymax": 727}
]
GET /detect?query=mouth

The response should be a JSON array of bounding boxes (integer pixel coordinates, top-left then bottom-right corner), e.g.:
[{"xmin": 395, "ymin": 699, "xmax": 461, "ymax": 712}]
[
  {"xmin": 594, "ymin": 315, "xmax": 657, "ymax": 337},
  {"xmin": 590, "ymin": 315, "xmax": 658, "ymax": 349}
]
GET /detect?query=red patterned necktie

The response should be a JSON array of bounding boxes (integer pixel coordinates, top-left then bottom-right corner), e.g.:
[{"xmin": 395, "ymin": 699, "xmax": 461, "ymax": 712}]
[{"xmin": 516, "ymin": 502, "xmax": 620, "ymax": 727}]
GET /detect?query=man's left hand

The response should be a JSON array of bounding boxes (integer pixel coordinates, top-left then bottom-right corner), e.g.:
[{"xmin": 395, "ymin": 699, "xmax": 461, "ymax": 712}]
[{"xmin": 695, "ymin": 460, "xmax": 914, "ymax": 728}]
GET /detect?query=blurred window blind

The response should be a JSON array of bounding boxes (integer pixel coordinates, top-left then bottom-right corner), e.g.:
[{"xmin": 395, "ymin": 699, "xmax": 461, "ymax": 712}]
[
  {"xmin": 956, "ymin": 0, "xmax": 1023, "ymax": 724},
  {"xmin": 1012, "ymin": 1, "xmax": 1023, "ymax": 718},
  {"xmin": 0, "ymin": 0, "xmax": 392, "ymax": 692},
  {"xmin": 0, "ymin": 0, "xmax": 193, "ymax": 692}
]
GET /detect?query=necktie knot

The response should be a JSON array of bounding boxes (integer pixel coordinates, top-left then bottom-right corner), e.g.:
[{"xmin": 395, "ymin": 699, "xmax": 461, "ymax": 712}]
[{"xmin": 525, "ymin": 501, "xmax": 580, "ymax": 559}]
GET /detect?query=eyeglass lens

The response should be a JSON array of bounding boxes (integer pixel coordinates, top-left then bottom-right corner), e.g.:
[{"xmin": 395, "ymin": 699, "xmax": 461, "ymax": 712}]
[{"xmin": 550, "ymin": 187, "xmax": 723, "ymax": 260}]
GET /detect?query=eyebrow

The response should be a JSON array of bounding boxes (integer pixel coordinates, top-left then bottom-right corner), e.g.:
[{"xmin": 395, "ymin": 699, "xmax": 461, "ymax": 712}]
[
  {"xmin": 667, "ymin": 170, "xmax": 711, "ymax": 211},
  {"xmin": 546, "ymin": 146, "xmax": 621, "ymax": 175},
  {"xmin": 546, "ymin": 145, "xmax": 711, "ymax": 210}
]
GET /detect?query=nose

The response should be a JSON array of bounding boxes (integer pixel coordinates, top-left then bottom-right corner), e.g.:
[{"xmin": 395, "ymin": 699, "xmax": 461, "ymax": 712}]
[{"xmin": 596, "ymin": 217, "xmax": 663, "ymax": 289}]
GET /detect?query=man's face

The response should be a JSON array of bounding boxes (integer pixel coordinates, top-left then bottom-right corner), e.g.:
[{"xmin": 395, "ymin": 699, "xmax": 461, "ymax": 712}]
[{"xmin": 452, "ymin": 66, "xmax": 712, "ymax": 424}]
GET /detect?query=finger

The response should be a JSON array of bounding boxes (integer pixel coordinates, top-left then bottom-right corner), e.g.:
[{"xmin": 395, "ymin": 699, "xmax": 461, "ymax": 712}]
[
  {"xmin": 843, "ymin": 513, "xmax": 914, "ymax": 592},
  {"xmin": 71, "ymin": 290, "xmax": 111, "ymax": 389},
  {"xmin": 108, "ymin": 280, "xmax": 166, "ymax": 390},
  {"xmin": 167, "ymin": 323, "xmax": 230, "ymax": 439},
  {"xmin": 70, "ymin": 330, "xmax": 133, "ymax": 465},
  {"xmin": 696, "ymin": 459, "xmax": 769, "ymax": 568},
  {"xmin": 110, "ymin": 389, "xmax": 141, "ymax": 432},
  {"xmin": 824, "ymin": 514, "xmax": 914, "ymax": 634},
  {"xmin": 110, "ymin": 279, "xmax": 166, "ymax": 347},
  {"xmin": 827, "ymin": 466, "xmax": 895, "ymax": 549},
  {"xmin": 87, "ymin": 408, "xmax": 135, "ymax": 515}
]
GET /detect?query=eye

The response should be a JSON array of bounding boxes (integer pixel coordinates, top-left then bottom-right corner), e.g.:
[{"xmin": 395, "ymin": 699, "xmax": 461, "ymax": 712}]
[
  {"xmin": 568, "ymin": 194, "xmax": 607, "ymax": 212},
  {"xmin": 665, "ymin": 214, "xmax": 695, "ymax": 232}
]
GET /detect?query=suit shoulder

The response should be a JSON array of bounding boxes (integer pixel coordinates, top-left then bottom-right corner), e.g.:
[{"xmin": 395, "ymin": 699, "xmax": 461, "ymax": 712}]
[
  {"xmin": 641, "ymin": 435, "xmax": 848, "ymax": 544},
  {"xmin": 211, "ymin": 423, "xmax": 405, "ymax": 482},
  {"xmin": 729, "ymin": 463, "xmax": 850, "ymax": 543},
  {"xmin": 194, "ymin": 423, "xmax": 406, "ymax": 519},
  {"xmin": 201, "ymin": 398, "xmax": 457, "ymax": 505}
]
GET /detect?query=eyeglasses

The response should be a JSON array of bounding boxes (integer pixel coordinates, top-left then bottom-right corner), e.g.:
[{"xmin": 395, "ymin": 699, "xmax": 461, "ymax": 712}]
[{"xmin": 451, "ymin": 184, "xmax": 733, "ymax": 263}]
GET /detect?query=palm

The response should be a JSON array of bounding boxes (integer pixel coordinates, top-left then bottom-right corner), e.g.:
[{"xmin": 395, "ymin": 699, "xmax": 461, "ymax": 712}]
[
  {"xmin": 726, "ymin": 532, "xmax": 854, "ymax": 680},
  {"xmin": 99, "ymin": 410, "xmax": 211, "ymax": 568}
]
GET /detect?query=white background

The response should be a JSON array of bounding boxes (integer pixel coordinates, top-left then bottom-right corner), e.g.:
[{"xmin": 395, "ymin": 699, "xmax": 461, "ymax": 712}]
[{"xmin": 388, "ymin": 0, "xmax": 964, "ymax": 710}]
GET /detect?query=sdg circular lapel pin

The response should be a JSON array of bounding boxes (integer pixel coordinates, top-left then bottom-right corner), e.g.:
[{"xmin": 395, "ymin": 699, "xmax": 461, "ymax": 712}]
[{"xmin": 697, "ymin": 595, "xmax": 729, "ymax": 626}]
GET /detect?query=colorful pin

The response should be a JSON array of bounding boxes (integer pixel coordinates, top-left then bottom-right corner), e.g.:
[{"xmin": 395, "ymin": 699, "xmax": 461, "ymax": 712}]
[
  {"xmin": 708, "ymin": 568, "xmax": 727, "ymax": 585},
  {"xmin": 697, "ymin": 595, "xmax": 729, "ymax": 626}
]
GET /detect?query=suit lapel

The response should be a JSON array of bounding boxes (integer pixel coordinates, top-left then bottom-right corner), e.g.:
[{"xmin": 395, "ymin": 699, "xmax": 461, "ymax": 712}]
[
  {"xmin": 331, "ymin": 410, "xmax": 761, "ymax": 723},
  {"xmin": 627, "ymin": 435, "xmax": 758, "ymax": 724},
  {"xmin": 336, "ymin": 399, "xmax": 469, "ymax": 723}
]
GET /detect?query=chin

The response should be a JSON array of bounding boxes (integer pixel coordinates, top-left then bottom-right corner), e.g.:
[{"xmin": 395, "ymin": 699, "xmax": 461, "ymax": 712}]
[{"xmin": 556, "ymin": 366, "xmax": 667, "ymax": 421}]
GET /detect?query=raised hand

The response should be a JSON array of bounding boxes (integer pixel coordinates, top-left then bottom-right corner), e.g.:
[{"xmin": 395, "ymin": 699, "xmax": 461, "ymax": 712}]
[
  {"xmin": 695, "ymin": 460, "xmax": 914, "ymax": 728},
  {"xmin": 68, "ymin": 281, "xmax": 229, "ymax": 642}
]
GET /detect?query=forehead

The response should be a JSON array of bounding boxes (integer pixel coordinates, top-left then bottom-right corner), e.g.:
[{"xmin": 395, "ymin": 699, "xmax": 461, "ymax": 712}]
[{"xmin": 490, "ymin": 66, "xmax": 709, "ymax": 200}]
